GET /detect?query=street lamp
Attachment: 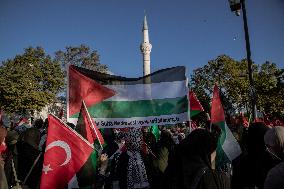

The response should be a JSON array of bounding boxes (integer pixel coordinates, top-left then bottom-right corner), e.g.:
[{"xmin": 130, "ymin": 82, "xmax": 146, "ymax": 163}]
[{"xmin": 227, "ymin": 0, "xmax": 257, "ymax": 121}]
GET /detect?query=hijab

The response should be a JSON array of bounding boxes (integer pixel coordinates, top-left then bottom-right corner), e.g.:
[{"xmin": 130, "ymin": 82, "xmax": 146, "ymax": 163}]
[
  {"xmin": 124, "ymin": 128, "xmax": 149, "ymax": 189},
  {"xmin": 179, "ymin": 128, "xmax": 218, "ymax": 188}
]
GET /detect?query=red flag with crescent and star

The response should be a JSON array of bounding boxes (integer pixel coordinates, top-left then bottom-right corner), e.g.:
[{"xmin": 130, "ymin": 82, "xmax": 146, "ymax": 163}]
[{"xmin": 40, "ymin": 115, "xmax": 94, "ymax": 189}]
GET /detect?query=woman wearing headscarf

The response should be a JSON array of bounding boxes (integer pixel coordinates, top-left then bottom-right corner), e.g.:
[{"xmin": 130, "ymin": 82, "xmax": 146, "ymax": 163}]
[
  {"xmin": 264, "ymin": 126, "xmax": 284, "ymax": 189},
  {"xmin": 163, "ymin": 128, "xmax": 230, "ymax": 189},
  {"xmin": 114, "ymin": 128, "xmax": 151, "ymax": 189},
  {"xmin": 3, "ymin": 130, "xmax": 19, "ymax": 188},
  {"xmin": 17, "ymin": 128, "xmax": 43, "ymax": 189},
  {"xmin": 152, "ymin": 130, "xmax": 175, "ymax": 188}
]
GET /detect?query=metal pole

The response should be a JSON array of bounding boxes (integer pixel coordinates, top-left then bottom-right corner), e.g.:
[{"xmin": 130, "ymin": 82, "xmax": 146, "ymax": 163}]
[{"xmin": 241, "ymin": 0, "xmax": 257, "ymax": 121}]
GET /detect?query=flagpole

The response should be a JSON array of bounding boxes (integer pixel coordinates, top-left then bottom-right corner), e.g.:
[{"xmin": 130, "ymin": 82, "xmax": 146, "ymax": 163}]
[
  {"xmin": 23, "ymin": 152, "xmax": 42, "ymax": 185},
  {"xmin": 66, "ymin": 64, "xmax": 70, "ymax": 123},
  {"xmin": 187, "ymin": 77, "xmax": 192, "ymax": 133},
  {"xmin": 144, "ymin": 141, "xmax": 157, "ymax": 159},
  {"xmin": 206, "ymin": 113, "xmax": 212, "ymax": 132},
  {"xmin": 82, "ymin": 100, "xmax": 104, "ymax": 150}
]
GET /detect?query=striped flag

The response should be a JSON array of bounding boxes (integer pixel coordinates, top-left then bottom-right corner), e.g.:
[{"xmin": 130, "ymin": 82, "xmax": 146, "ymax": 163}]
[
  {"xmin": 67, "ymin": 65, "xmax": 189, "ymax": 128},
  {"xmin": 75, "ymin": 101, "xmax": 105, "ymax": 148},
  {"xmin": 211, "ymin": 85, "xmax": 241, "ymax": 168},
  {"xmin": 189, "ymin": 90, "xmax": 204, "ymax": 118}
]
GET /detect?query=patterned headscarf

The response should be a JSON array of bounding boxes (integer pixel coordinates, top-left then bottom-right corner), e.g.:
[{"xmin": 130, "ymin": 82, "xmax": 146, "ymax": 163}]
[{"xmin": 124, "ymin": 128, "xmax": 149, "ymax": 189}]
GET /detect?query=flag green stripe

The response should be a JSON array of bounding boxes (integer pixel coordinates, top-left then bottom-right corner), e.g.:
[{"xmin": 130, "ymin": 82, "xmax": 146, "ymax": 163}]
[
  {"xmin": 216, "ymin": 140, "xmax": 230, "ymax": 168},
  {"xmin": 71, "ymin": 96, "xmax": 188, "ymax": 118},
  {"xmin": 76, "ymin": 150, "xmax": 97, "ymax": 188},
  {"xmin": 216, "ymin": 121, "xmax": 226, "ymax": 144},
  {"xmin": 190, "ymin": 110, "xmax": 202, "ymax": 118},
  {"xmin": 216, "ymin": 121, "xmax": 229, "ymax": 167}
]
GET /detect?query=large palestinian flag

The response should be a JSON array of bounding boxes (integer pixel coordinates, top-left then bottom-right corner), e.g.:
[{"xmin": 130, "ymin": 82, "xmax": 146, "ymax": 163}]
[{"xmin": 67, "ymin": 65, "xmax": 188, "ymax": 128}]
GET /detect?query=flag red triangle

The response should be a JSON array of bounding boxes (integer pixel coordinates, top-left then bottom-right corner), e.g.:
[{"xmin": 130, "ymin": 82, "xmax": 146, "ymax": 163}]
[
  {"xmin": 189, "ymin": 90, "xmax": 204, "ymax": 111},
  {"xmin": 211, "ymin": 85, "xmax": 225, "ymax": 123},
  {"xmin": 40, "ymin": 115, "xmax": 93, "ymax": 189},
  {"xmin": 68, "ymin": 65, "xmax": 116, "ymax": 116}
]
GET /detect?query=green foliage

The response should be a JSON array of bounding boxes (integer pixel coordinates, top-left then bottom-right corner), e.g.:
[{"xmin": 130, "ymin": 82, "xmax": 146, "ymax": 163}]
[
  {"xmin": 255, "ymin": 62, "xmax": 284, "ymax": 118},
  {"xmin": 55, "ymin": 44, "xmax": 108, "ymax": 74},
  {"xmin": 0, "ymin": 47, "xmax": 64, "ymax": 113},
  {"xmin": 190, "ymin": 55, "xmax": 284, "ymax": 118}
]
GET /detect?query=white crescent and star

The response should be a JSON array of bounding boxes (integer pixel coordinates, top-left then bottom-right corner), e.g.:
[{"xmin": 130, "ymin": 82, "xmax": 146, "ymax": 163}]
[{"xmin": 42, "ymin": 140, "xmax": 72, "ymax": 174}]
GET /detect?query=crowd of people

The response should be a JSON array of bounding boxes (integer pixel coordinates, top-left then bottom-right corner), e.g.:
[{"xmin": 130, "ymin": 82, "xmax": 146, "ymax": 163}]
[{"xmin": 1, "ymin": 115, "xmax": 284, "ymax": 189}]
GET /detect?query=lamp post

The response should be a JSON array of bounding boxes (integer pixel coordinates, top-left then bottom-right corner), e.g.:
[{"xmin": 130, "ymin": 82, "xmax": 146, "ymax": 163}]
[{"xmin": 228, "ymin": 0, "xmax": 257, "ymax": 121}]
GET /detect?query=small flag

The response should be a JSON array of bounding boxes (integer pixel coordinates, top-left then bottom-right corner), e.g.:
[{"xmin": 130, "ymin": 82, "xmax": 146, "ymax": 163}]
[
  {"xmin": 189, "ymin": 90, "xmax": 204, "ymax": 118},
  {"xmin": 148, "ymin": 125, "xmax": 160, "ymax": 142},
  {"xmin": 211, "ymin": 85, "xmax": 241, "ymax": 168},
  {"xmin": 76, "ymin": 101, "xmax": 105, "ymax": 148}
]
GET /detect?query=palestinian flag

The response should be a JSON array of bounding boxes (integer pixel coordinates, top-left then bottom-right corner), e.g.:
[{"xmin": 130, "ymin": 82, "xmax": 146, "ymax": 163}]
[
  {"xmin": 75, "ymin": 101, "xmax": 105, "ymax": 147},
  {"xmin": 74, "ymin": 101, "xmax": 107, "ymax": 188},
  {"xmin": 211, "ymin": 85, "xmax": 241, "ymax": 168},
  {"xmin": 189, "ymin": 90, "xmax": 204, "ymax": 118},
  {"xmin": 68, "ymin": 65, "xmax": 188, "ymax": 128}
]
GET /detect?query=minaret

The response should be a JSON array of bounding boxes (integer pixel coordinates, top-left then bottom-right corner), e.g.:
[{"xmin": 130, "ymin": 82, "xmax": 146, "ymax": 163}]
[{"xmin": 140, "ymin": 15, "xmax": 152, "ymax": 76}]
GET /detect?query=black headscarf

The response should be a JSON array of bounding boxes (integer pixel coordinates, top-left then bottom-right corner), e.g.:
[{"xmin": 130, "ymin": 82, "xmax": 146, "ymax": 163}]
[
  {"xmin": 178, "ymin": 129, "xmax": 218, "ymax": 188},
  {"xmin": 247, "ymin": 122, "xmax": 269, "ymax": 157},
  {"xmin": 181, "ymin": 129, "xmax": 217, "ymax": 168}
]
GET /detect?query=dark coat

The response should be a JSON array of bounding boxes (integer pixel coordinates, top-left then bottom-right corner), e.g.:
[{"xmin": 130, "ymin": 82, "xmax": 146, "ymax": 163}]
[
  {"xmin": 17, "ymin": 142, "xmax": 43, "ymax": 189},
  {"xmin": 163, "ymin": 129, "xmax": 230, "ymax": 189},
  {"xmin": 231, "ymin": 123, "xmax": 279, "ymax": 189}
]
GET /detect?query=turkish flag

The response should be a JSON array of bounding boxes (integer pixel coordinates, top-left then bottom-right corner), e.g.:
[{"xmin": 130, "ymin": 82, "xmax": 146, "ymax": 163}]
[
  {"xmin": 68, "ymin": 65, "xmax": 115, "ymax": 117},
  {"xmin": 40, "ymin": 115, "xmax": 93, "ymax": 189}
]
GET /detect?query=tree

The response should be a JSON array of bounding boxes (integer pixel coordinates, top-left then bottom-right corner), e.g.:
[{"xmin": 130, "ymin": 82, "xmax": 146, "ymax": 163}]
[
  {"xmin": 254, "ymin": 62, "xmax": 284, "ymax": 118},
  {"xmin": 191, "ymin": 55, "xmax": 284, "ymax": 118},
  {"xmin": 0, "ymin": 47, "xmax": 64, "ymax": 113},
  {"xmin": 191, "ymin": 55, "xmax": 247, "ymax": 114},
  {"xmin": 54, "ymin": 44, "xmax": 108, "ymax": 74}
]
